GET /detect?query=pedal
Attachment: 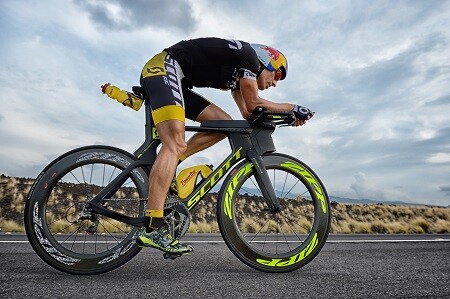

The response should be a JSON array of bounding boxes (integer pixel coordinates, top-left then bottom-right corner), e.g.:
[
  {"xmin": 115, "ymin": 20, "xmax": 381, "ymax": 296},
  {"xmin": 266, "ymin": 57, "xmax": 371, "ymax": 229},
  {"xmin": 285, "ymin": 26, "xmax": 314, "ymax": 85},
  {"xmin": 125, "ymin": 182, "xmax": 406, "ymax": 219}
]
[
  {"xmin": 163, "ymin": 252, "xmax": 183, "ymax": 260},
  {"xmin": 162, "ymin": 245, "xmax": 193, "ymax": 260}
]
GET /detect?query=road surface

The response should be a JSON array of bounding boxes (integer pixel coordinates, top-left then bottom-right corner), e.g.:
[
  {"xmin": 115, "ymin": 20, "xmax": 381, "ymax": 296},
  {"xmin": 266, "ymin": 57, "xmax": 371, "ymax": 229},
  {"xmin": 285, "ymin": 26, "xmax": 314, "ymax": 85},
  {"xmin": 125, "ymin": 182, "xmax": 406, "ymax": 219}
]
[{"xmin": 0, "ymin": 234, "xmax": 449, "ymax": 298}]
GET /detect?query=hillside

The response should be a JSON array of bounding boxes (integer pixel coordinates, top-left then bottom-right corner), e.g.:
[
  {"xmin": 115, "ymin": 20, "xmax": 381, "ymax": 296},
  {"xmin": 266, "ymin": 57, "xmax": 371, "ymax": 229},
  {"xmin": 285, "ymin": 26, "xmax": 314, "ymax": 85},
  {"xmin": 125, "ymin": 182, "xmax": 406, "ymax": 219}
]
[{"xmin": 1, "ymin": 174, "xmax": 449, "ymax": 233}]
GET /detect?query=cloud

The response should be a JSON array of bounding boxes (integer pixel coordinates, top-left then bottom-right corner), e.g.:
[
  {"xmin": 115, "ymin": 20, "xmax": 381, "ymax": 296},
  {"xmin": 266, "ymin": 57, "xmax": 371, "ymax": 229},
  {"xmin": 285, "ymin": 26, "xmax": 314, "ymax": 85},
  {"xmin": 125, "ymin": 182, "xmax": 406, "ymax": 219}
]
[
  {"xmin": 349, "ymin": 172, "xmax": 388, "ymax": 201},
  {"xmin": 428, "ymin": 95, "xmax": 450, "ymax": 106},
  {"xmin": 427, "ymin": 153, "xmax": 450, "ymax": 164},
  {"xmin": 439, "ymin": 186, "xmax": 450, "ymax": 197},
  {"xmin": 74, "ymin": 0, "xmax": 197, "ymax": 33}
]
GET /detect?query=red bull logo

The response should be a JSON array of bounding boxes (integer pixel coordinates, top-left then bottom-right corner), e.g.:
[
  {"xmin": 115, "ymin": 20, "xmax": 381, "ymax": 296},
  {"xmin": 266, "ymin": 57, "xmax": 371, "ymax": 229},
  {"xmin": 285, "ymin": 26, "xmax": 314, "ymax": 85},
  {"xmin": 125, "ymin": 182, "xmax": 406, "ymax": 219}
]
[{"xmin": 262, "ymin": 46, "xmax": 280, "ymax": 61}]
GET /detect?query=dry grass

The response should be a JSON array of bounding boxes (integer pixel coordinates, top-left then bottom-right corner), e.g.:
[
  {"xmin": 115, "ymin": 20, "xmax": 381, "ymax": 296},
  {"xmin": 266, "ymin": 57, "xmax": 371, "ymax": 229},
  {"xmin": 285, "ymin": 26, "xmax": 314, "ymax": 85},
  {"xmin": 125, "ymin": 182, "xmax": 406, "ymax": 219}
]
[
  {"xmin": 330, "ymin": 203, "xmax": 450, "ymax": 233},
  {"xmin": 1, "ymin": 174, "xmax": 450, "ymax": 234},
  {"xmin": 0, "ymin": 219, "xmax": 25, "ymax": 232},
  {"xmin": 188, "ymin": 221, "xmax": 219, "ymax": 233}
]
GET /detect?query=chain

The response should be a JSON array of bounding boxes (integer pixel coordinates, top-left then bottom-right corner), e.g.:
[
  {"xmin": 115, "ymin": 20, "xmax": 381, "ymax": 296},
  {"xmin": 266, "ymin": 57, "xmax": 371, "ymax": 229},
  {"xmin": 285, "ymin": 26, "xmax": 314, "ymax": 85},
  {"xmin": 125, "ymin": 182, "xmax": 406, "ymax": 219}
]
[{"xmin": 102, "ymin": 198, "xmax": 147, "ymax": 201}]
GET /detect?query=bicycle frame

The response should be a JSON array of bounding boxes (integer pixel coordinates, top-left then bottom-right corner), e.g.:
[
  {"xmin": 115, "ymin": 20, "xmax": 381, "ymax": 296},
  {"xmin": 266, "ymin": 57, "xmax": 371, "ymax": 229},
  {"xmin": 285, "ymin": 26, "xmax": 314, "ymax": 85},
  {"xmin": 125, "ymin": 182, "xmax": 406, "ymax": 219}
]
[{"xmin": 86, "ymin": 100, "xmax": 291, "ymax": 227}]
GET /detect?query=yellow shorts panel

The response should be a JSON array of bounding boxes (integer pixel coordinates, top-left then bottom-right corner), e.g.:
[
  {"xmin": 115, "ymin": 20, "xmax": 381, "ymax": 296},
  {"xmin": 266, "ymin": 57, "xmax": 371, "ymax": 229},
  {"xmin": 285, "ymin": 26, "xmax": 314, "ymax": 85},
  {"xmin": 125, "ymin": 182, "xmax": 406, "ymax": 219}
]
[
  {"xmin": 152, "ymin": 105, "xmax": 185, "ymax": 124},
  {"xmin": 142, "ymin": 51, "xmax": 167, "ymax": 78}
]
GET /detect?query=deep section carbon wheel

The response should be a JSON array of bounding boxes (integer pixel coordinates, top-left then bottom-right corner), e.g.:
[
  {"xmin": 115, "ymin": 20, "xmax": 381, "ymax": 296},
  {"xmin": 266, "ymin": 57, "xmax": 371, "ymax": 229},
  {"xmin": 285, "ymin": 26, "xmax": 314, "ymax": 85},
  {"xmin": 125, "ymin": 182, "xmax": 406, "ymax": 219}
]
[
  {"xmin": 24, "ymin": 146, "xmax": 148, "ymax": 274},
  {"xmin": 217, "ymin": 153, "xmax": 331, "ymax": 273}
]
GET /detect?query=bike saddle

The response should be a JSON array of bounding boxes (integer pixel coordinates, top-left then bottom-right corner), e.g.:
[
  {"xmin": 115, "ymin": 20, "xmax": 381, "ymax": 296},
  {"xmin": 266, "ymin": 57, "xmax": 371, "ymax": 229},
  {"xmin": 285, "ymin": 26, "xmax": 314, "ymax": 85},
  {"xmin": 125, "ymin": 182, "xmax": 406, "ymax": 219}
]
[{"xmin": 132, "ymin": 86, "xmax": 148, "ymax": 99}]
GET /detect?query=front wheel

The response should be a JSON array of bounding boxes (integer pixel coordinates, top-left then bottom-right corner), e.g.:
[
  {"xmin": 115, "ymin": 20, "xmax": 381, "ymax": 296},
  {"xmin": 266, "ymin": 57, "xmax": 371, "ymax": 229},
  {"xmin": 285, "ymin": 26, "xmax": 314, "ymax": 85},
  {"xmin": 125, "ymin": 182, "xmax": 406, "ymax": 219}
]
[
  {"xmin": 217, "ymin": 153, "xmax": 331, "ymax": 273},
  {"xmin": 24, "ymin": 146, "xmax": 148, "ymax": 274}
]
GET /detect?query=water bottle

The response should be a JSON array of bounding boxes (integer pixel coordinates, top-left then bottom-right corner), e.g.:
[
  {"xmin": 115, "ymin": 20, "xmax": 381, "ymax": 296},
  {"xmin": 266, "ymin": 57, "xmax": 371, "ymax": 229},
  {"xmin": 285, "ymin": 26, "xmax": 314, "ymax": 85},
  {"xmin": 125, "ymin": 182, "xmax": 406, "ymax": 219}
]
[
  {"xmin": 175, "ymin": 165, "xmax": 213, "ymax": 199},
  {"xmin": 101, "ymin": 83, "xmax": 143, "ymax": 111}
]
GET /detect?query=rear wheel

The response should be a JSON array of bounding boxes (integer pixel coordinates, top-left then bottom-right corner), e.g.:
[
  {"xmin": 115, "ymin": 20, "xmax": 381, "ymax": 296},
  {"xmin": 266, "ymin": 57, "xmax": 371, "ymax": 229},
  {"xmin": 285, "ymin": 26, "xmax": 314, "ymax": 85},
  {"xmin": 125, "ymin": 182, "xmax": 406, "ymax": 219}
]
[
  {"xmin": 217, "ymin": 154, "xmax": 331, "ymax": 273},
  {"xmin": 24, "ymin": 146, "xmax": 148, "ymax": 274}
]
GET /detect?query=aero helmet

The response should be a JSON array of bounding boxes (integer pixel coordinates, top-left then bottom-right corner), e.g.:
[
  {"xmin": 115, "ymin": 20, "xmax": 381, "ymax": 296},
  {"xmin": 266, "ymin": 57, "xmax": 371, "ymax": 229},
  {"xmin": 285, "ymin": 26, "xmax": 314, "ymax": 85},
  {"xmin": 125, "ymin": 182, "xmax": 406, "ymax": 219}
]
[{"xmin": 250, "ymin": 43, "xmax": 288, "ymax": 80}]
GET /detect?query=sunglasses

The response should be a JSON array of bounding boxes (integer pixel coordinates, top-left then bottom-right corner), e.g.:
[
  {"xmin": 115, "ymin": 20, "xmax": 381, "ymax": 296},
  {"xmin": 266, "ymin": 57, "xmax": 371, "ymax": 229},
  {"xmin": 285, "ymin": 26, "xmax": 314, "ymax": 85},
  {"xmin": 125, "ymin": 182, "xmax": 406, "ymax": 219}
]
[
  {"xmin": 274, "ymin": 69, "xmax": 283, "ymax": 81},
  {"xmin": 258, "ymin": 64, "xmax": 283, "ymax": 81}
]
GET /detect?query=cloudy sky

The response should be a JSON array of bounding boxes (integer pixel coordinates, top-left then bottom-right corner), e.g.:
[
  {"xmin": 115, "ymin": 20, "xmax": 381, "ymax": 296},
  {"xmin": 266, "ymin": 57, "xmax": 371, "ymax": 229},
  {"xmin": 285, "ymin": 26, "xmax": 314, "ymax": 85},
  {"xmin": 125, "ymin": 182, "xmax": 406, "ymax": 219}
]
[{"xmin": 1, "ymin": 0, "xmax": 449, "ymax": 206}]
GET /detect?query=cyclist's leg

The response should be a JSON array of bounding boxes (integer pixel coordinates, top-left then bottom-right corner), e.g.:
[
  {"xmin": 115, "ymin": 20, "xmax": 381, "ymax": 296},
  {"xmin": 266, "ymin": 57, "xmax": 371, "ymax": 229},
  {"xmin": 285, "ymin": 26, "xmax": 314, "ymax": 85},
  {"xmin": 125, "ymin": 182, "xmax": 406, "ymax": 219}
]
[
  {"xmin": 137, "ymin": 52, "xmax": 192, "ymax": 253},
  {"xmin": 183, "ymin": 88, "xmax": 232, "ymax": 158},
  {"xmin": 140, "ymin": 51, "xmax": 186, "ymax": 212},
  {"xmin": 148, "ymin": 120, "xmax": 186, "ymax": 212},
  {"xmin": 138, "ymin": 119, "xmax": 192, "ymax": 253}
]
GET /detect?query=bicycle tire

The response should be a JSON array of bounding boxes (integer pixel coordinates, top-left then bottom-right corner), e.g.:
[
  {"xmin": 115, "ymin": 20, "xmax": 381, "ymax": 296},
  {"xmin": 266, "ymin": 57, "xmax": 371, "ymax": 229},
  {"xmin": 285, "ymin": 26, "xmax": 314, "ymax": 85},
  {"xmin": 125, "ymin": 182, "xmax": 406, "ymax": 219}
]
[
  {"xmin": 217, "ymin": 153, "xmax": 331, "ymax": 273},
  {"xmin": 24, "ymin": 146, "xmax": 148, "ymax": 274}
]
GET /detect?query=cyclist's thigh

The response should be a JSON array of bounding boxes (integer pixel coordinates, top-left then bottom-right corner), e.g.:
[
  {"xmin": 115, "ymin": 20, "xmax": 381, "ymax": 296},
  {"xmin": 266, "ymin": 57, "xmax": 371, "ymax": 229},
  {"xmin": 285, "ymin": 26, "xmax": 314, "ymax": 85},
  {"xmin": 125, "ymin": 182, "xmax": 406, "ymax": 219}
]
[
  {"xmin": 140, "ymin": 51, "xmax": 185, "ymax": 125},
  {"xmin": 194, "ymin": 101, "xmax": 232, "ymax": 122},
  {"xmin": 182, "ymin": 84, "xmax": 213, "ymax": 121}
]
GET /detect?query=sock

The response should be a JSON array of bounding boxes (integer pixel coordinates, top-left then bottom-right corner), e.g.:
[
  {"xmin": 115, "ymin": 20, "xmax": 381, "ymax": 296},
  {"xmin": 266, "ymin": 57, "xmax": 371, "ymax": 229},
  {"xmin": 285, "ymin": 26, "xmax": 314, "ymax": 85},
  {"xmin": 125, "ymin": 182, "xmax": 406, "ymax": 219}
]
[
  {"xmin": 177, "ymin": 154, "xmax": 187, "ymax": 166},
  {"xmin": 144, "ymin": 209, "xmax": 164, "ymax": 233}
]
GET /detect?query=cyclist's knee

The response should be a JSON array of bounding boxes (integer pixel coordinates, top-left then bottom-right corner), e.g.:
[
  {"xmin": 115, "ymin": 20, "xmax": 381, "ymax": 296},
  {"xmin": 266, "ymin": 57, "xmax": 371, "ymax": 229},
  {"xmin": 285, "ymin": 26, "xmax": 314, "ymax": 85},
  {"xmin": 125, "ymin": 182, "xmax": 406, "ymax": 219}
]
[
  {"xmin": 157, "ymin": 139, "xmax": 186, "ymax": 163},
  {"xmin": 159, "ymin": 125, "xmax": 187, "ymax": 156},
  {"xmin": 171, "ymin": 138, "xmax": 188, "ymax": 157}
]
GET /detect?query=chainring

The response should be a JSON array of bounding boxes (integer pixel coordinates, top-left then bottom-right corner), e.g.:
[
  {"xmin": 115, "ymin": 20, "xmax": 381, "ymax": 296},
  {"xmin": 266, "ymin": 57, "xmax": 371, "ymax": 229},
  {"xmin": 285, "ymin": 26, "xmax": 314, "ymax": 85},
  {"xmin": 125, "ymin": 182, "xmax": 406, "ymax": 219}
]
[{"xmin": 164, "ymin": 196, "xmax": 191, "ymax": 240}]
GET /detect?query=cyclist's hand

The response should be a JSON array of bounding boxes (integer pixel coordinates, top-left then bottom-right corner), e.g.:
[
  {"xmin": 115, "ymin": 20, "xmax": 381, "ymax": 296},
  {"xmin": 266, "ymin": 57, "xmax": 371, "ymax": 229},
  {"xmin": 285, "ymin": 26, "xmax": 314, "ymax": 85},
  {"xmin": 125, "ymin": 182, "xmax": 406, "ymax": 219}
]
[
  {"xmin": 292, "ymin": 104, "xmax": 315, "ymax": 126},
  {"xmin": 293, "ymin": 118, "xmax": 306, "ymax": 126}
]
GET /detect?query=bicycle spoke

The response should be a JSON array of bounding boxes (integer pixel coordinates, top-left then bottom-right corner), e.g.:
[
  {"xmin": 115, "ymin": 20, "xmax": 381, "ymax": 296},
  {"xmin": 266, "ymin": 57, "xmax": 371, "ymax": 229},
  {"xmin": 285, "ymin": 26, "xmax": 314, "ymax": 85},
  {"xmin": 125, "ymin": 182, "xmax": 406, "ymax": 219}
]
[
  {"xmin": 99, "ymin": 217, "xmax": 129, "ymax": 237},
  {"xmin": 43, "ymin": 161, "xmax": 143, "ymax": 255},
  {"xmin": 108, "ymin": 168, "xmax": 117, "ymax": 185},
  {"xmin": 80, "ymin": 165, "xmax": 86, "ymax": 184},
  {"xmin": 99, "ymin": 221, "xmax": 125, "ymax": 243},
  {"xmin": 89, "ymin": 164, "xmax": 94, "ymax": 184},
  {"xmin": 69, "ymin": 171, "xmax": 82, "ymax": 184}
]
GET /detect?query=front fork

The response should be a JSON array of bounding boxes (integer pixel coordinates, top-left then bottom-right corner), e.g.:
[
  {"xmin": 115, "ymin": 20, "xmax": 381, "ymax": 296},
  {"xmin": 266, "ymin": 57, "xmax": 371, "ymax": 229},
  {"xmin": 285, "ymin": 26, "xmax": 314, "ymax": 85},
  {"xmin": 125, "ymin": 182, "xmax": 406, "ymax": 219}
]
[{"xmin": 247, "ymin": 151, "xmax": 280, "ymax": 214}]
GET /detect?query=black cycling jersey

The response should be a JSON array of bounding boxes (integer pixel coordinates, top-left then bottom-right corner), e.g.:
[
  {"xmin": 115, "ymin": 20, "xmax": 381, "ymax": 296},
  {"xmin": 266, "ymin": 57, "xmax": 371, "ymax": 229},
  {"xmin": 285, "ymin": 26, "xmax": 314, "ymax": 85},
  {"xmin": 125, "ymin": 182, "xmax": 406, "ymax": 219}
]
[{"xmin": 164, "ymin": 37, "xmax": 259, "ymax": 90}]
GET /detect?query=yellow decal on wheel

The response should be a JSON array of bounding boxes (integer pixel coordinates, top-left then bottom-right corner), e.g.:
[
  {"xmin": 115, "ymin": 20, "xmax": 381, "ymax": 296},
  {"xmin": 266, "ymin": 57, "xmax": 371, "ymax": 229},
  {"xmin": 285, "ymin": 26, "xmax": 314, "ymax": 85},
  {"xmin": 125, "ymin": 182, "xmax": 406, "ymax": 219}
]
[
  {"xmin": 256, "ymin": 233, "xmax": 319, "ymax": 267},
  {"xmin": 281, "ymin": 162, "xmax": 327, "ymax": 214},
  {"xmin": 224, "ymin": 163, "xmax": 253, "ymax": 219}
]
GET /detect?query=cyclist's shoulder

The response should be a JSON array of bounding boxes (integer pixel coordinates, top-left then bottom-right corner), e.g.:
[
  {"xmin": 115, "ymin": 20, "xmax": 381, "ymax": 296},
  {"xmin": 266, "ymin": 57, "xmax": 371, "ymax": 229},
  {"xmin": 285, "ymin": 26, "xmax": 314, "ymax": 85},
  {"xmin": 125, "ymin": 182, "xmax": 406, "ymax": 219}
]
[{"xmin": 167, "ymin": 37, "xmax": 254, "ymax": 56}]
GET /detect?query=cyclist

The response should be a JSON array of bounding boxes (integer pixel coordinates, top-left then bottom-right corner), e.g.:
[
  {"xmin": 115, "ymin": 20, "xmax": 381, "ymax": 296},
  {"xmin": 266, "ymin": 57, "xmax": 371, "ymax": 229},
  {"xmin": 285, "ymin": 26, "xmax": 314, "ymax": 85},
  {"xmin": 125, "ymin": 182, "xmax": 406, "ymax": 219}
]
[{"xmin": 136, "ymin": 37, "xmax": 314, "ymax": 254}]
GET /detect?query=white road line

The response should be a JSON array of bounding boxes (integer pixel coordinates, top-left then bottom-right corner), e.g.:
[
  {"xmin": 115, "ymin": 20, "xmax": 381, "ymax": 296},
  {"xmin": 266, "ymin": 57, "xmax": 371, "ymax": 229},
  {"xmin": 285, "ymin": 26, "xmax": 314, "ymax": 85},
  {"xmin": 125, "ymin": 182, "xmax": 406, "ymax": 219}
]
[
  {"xmin": 326, "ymin": 239, "xmax": 450, "ymax": 243},
  {"xmin": 1, "ymin": 239, "xmax": 449, "ymax": 244}
]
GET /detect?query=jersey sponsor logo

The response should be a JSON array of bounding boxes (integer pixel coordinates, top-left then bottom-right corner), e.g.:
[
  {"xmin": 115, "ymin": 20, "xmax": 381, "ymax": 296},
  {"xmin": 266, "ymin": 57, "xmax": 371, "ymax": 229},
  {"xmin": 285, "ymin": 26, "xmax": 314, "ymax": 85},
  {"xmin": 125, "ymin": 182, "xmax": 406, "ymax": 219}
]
[
  {"xmin": 142, "ymin": 52, "xmax": 167, "ymax": 78},
  {"xmin": 227, "ymin": 39, "xmax": 243, "ymax": 50},
  {"xmin": 164, "ymin": 55, "xmax": 183, "ymax": 107},
  {"xmin": 146, "ymin": 66, "xmax": 165, "ymax": 75},
  {"xmin": 227, "ymin": 68, "xmax": 256, "ymax": 90},
  {"xmin": 241, "ymin": 69, "xmax": 257, "ymax": 80}
]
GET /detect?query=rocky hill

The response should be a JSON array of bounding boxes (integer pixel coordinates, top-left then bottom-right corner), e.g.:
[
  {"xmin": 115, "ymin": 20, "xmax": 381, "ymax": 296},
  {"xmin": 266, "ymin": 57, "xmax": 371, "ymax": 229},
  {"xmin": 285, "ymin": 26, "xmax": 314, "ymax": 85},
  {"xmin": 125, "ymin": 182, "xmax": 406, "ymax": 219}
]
[{"xmin": 1, "ymin": 174, "xmax": 449, "ymax": 233}]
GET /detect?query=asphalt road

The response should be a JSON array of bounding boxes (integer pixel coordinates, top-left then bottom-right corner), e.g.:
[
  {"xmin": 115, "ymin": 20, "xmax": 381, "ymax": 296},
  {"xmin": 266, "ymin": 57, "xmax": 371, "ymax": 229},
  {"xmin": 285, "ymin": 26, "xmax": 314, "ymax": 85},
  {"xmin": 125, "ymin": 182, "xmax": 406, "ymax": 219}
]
[{"xmin": 1, "ymin": 234, "xmax": 449, "ymax": 299}]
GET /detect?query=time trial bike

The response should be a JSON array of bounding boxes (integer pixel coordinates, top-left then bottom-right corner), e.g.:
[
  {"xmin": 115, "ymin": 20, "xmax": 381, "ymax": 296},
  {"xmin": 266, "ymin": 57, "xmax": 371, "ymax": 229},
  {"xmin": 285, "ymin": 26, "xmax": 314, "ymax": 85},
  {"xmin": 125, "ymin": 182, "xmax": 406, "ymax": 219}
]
[{"xmin": 24, "ymin": 86, "xmax": 331, "ymax": 274}]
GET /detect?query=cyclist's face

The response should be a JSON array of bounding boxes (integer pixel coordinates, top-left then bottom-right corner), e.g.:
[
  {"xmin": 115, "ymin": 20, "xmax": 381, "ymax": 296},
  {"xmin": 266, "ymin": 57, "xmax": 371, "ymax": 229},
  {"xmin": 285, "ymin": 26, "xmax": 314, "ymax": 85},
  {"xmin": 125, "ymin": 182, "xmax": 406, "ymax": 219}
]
[{"xmin": 257, "ymin": 69, "xmax": 278, "ymax": 90}]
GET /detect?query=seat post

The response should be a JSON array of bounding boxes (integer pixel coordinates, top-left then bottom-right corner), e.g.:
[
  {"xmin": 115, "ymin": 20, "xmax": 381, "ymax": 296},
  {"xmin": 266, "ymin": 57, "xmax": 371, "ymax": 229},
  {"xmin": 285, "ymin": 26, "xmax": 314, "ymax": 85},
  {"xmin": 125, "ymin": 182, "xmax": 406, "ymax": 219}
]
[
  {"xmin": 144, "ymin": 100, "xmax": 153, "ymax": 132},
  {"xmin": 133, "ymin": 100, "xmax": 159, "ymax": 158}
]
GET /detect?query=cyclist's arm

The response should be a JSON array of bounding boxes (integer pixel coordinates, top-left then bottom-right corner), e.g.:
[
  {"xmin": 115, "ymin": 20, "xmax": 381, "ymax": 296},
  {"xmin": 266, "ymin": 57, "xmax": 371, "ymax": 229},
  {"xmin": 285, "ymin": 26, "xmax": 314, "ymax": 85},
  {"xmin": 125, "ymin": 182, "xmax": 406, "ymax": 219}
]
[{"xmin": 232, "ymin": 78, "xmax": 294, "ymax": 119}]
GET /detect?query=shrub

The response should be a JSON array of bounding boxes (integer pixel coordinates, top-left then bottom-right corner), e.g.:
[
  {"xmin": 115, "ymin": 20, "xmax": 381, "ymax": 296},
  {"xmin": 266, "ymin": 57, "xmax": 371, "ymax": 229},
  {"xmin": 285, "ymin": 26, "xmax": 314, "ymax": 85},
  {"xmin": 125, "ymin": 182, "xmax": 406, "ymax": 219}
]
[
  {"xmin": 370, "ymin": 221, "xmax": 389, "ymax": 234},
  {"xmin": 412, "ymin": 218, "xmax": 431, "ymax": 233}
]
